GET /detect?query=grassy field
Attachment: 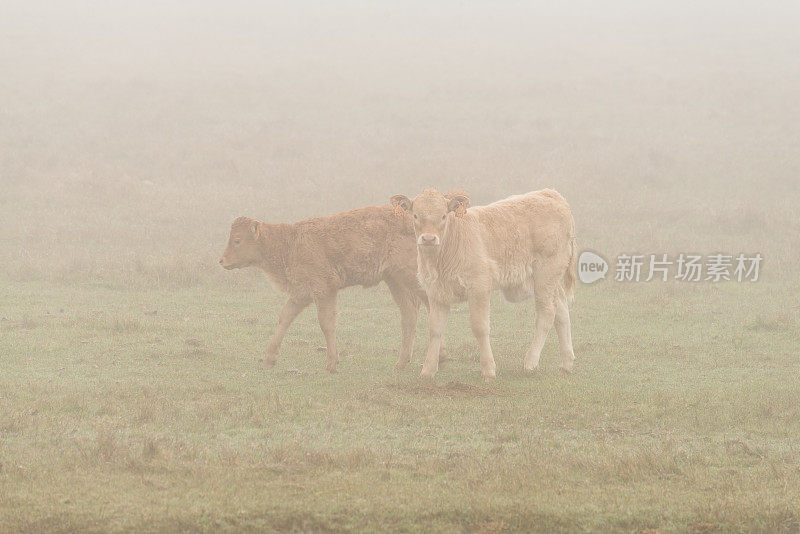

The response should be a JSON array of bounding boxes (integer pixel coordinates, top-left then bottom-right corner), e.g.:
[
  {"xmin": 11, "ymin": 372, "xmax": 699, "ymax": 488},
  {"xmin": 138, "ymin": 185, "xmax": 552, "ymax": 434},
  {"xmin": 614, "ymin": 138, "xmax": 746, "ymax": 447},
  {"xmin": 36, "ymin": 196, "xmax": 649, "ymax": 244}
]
[
  {"xmin": 2, "ymin": 277, "xmax": 798, "ymax": 532},
  {"xmin": 2, "ymin": 1, "xmax": 800, "ymax": 531}
]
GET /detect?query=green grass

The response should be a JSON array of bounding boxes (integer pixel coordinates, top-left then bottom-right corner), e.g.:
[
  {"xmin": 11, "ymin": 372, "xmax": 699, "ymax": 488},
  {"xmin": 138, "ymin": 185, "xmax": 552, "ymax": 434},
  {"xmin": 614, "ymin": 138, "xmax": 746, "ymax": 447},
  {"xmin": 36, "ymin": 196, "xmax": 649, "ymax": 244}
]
[
  {"xmin": 2, "ymin": 2, "xmax": 800, "ymax": 530},
  {"xmin": 2, "ymin": 278, "xmax": 798, "ymax": 532}
]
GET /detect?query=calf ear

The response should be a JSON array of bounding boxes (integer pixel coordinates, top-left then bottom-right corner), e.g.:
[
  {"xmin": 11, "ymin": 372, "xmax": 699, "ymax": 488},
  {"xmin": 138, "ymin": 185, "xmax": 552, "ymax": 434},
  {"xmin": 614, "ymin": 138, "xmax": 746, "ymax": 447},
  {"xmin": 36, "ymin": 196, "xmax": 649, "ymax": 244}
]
[
  {"xmin": 447, "ymin": 195, "xmax": 469, "ymax": 217},
  {"xmin": 444, "ymin": 189, "xmax": 470, "ymax": 209},
  {"xmin": 250, "ymin": 221, "xmax": 261, "ymax": 239},
  {"xmin": 390, "ymin": 194, "xmax": 412, "ymax": 213}
]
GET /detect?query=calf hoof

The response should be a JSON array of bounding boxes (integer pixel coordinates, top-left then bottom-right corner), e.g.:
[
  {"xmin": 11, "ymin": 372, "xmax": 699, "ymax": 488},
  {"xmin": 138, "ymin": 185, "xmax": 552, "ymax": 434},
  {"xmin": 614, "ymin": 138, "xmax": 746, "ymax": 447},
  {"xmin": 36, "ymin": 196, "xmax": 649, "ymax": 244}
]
[
  {"xmin": 326, "ymin": 364, "xmax": 338, "ymax": 374},
  {"xmin": 523, "ymin": 365, "xmax": 539, "ymax": 375},
  {"xmin": 394, "ymin": 359, "xmax": 409, "ymax": 371},
  {"xmin": 263, "ymin": 358, "xmax": 277, "ymax": 370},
  {"xmin": 419, "ymin": 369, "xmax": 436, "ymax": 381},
  {"xmin": 559, "ymin": 363, "xmax": 574, "ymax": 375}
]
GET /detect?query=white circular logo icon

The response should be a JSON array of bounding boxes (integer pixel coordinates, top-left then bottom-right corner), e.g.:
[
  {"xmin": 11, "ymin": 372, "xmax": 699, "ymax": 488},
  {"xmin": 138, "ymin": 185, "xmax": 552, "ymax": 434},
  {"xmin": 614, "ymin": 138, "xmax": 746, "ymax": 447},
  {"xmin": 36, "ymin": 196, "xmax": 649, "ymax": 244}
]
[{"xmin": 578, "ymin": 251, "xmax": 608, "ymax": 284}]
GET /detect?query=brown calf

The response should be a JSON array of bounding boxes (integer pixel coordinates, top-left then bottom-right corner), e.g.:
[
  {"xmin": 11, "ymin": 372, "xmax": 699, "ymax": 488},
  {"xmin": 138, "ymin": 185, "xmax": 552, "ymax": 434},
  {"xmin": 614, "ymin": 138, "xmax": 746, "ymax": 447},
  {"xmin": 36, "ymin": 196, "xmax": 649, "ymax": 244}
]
[
  {"xmin": 391, "ymin": 189, "xmax": 577, "ymax": 381},
  {"xmin": 219, "ymin": 199, "xmax": 464, "ymax": 372}
]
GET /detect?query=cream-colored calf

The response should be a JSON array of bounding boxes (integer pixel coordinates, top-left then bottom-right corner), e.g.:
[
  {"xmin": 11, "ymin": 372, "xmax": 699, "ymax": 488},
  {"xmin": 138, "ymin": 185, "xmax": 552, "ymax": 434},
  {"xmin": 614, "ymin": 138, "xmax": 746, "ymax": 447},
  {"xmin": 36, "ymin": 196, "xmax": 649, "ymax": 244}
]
[{"xmin": 390, "ymin": 189, "xmax": 577, "ymax": 380}]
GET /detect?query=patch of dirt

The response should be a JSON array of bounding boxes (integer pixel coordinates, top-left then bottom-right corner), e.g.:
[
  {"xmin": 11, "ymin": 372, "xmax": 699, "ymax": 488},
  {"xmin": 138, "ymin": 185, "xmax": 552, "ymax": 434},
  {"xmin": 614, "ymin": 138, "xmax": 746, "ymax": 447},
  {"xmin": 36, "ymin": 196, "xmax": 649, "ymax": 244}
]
[
  {"xmin": 394, "ymin": 381, "xmax": 499, "ymax": 398},
  {"xmin": 184, "ymin": 348, "xmax": 212, "ymax": 359}
]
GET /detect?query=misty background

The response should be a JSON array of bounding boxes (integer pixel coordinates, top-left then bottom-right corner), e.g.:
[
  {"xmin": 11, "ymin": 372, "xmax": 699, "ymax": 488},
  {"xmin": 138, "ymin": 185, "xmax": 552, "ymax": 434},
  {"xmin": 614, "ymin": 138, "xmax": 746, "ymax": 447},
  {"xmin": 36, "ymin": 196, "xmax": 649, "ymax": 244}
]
[{"xmin": 2, "ymin": 0, "xmax": 798, "ymax": 288}]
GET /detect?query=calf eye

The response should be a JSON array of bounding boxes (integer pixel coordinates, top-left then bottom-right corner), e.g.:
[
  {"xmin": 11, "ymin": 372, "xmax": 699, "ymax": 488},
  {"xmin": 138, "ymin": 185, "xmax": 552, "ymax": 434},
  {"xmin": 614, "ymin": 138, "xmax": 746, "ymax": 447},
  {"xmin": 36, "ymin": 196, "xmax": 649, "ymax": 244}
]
[
  {"xmin": 413, "ymin": 214, "xmax": 418, "ymax": 220},
  {"xmin": 234, "ymin": 239, "xmax": 241, "ymax": 245},
  {"xmin": 441, "ymin": 214, "xmax": 446, "ymax": 220}
]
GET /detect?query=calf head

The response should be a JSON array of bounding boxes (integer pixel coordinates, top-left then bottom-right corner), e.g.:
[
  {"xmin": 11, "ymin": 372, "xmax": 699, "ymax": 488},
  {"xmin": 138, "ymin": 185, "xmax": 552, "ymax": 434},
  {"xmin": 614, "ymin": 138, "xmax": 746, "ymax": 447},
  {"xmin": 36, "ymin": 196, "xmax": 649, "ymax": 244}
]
[
  {"xmin": 391, "ymin": 189, "xmax": 469, "ymax": 249},
  {"xmin": 219, "ymin": 217, "xmax": 264, "ymax": 269}
]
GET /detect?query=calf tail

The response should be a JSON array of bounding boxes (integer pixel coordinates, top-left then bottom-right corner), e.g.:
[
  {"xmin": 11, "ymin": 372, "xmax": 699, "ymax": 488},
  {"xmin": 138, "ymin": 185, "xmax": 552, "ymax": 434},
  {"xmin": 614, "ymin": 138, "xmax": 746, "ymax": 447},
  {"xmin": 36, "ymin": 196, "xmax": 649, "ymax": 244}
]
[{"xmin": 563, "ymin": 233, "xmax": 578, "ymax": 302}]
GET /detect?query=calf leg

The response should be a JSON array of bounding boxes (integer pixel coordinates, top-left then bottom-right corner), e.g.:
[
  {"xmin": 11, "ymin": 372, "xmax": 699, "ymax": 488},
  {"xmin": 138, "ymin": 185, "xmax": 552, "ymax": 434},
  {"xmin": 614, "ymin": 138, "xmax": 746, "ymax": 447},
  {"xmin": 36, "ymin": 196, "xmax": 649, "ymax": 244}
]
[
  {"xmin": 420, "ymin": 299, "xmax": 450, "ymax": 380},
  {"xmin": 314, "ymin": 291, "xmax": 339, "ymax": 373},
  {"xmin": 386, "ymin": 279, "xmax": 420, "ymax": 370},
  {"xmin": 468, "ymin": 290, "xmax": 496, "ymax": 381},
  {"xmin": 523, "ymin": 272, "xmax": 559, "ymax": 372},
  {"xmin": 554, "ymin": 285, "xmax": 576, "ymax": 373},
  {"xmin": 265, "ymin": 296, "xmax": 311, "ymax": 369},
  {"xmin": 421, "ymin": 295, "xmax": 448, "ymax": 363}
]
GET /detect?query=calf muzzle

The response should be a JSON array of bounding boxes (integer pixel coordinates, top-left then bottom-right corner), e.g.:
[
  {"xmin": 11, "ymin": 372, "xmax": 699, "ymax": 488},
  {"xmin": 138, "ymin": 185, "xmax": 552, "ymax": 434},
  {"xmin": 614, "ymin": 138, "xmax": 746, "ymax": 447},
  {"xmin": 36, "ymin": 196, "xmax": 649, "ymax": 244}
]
[{"xmin": 418, "ymin": 234, "xmax": 440, "ymax": 246}]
